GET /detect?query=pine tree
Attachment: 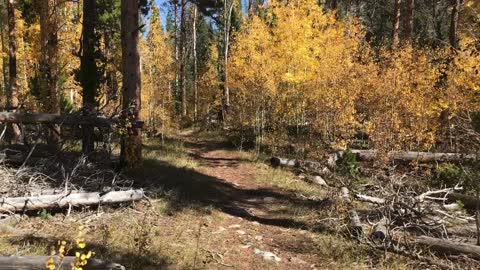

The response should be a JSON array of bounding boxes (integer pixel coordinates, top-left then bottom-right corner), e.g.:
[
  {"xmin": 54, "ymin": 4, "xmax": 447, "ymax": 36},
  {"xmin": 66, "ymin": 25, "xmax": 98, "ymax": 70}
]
[
  {"xmin": 6, "ymin": 0, "xmax": 21, "ymax": 142},
  {"xmin": 120, "ymin": 0, "xmax": 142, "ymax": 168}
]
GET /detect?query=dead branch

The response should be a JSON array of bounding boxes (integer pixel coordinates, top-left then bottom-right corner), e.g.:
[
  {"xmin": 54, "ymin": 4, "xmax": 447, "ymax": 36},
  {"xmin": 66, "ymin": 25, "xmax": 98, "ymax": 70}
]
[{"xmin": 355, "ymin": 193, "xmax": 386, "ymax": 205}]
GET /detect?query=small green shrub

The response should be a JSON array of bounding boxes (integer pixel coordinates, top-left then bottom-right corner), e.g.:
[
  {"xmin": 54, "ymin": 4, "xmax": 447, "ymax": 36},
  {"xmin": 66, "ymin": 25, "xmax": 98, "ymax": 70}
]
[
  {"xmin": 39, "ymin": 209, "xmax": 52, "ymax": 220},
  {"xmin": 434, "ymin": 163, "xmax": 466, "ymax": 187},
  {"xmin": 342, "ymin": 149, "xmax": 360, "ymax": 179}
]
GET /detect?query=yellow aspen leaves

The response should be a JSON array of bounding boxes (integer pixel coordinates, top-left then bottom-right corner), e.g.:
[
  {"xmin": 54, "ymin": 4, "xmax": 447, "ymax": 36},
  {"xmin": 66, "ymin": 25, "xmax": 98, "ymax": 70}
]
[{"xmin": 228, "ymin": 0, "xmax": 479, "ymax": 153}]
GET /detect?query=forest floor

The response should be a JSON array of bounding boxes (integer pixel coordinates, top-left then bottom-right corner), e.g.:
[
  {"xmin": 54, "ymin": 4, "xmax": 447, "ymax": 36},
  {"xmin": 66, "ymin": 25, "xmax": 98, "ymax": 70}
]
[{"xmin": 0, "ymin": 130, "xmax": 444, "ymax": 269}]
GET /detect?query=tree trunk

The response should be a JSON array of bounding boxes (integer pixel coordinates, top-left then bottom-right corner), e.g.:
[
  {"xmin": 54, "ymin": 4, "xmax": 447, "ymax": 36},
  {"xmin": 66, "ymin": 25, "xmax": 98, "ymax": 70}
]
[
  {"xmin": 222, "ymin": 0, "xmax": 234, "ymax": 121},
  {"xmin": 80, "ymin": 0, "xmax": 98, "ymax": 155},
  {"xmin": 392, "ymin": 0, "xmax": 402, "ymax": 47},
  {"xmin": 449, "ymin": 0, "xmax": 460, "ymax": 49},
  {"xmin": 173, "ymin": 0, "xmax": 179, "ymax": 107},
  {"xmin": 120, "ymin": 0, "xmax": 142, "ymax": 169},
  {"xmin": 432, "ymin": 0, "xmax": 443, "ymax": 43},
  {"xmin": 331, "ymin": 0, "xmax": 338, "ymax": 14},
  {"xmin": 179, "ymin": 0, "xmax": 187, "ymax": 118},
  {"xmin": 193, "ymin": 5, "xmax": 198, "ymax": 122},
  {"xmin": 0, "ymin": 13, "xmax": 8, "ymax": 98},
  {"xmin": 405, "ymin": 0, "xmax": 415, "ymax": 41},
  {"xmin": 354, "ymin": 0, "xmax": 360, "ymax": 17},
  {"xmin": 248, "ymin": 0, "xmax": 254, "ymax": 16},
  {"xmin": 6, "ymin": 0, "xmax": 20, "ymax": 143},
  {"xmin": 39, "ymin": 0, "xmax": 60, "ymax": 149}
]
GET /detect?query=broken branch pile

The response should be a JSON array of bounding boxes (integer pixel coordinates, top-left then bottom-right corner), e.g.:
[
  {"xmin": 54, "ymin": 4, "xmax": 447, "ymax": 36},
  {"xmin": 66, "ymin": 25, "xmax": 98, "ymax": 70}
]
[{"xmin": 270, "ymin": 153, "xmax": 480, "ymax": 265}]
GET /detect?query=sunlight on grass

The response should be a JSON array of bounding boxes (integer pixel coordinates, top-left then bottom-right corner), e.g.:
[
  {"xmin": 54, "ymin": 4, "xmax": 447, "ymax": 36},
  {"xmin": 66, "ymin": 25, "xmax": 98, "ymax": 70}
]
[
  {"xmin": 143, "ymin": 139, "xmax": 198, "ymax": 170},
  {"xmin": 254, "ymin": 164, "xmax": 326, "ymax": 198}
]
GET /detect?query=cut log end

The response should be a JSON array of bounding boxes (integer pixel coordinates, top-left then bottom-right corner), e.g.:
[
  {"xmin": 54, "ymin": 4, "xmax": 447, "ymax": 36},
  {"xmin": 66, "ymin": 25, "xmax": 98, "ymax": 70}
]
[
  {"xmin": 347, "ymin": 209, "xmax": 363, "ymax": 239},
  {"xmin": 270, "ymin": 157, "xmax": 281, "ymax": 168}
]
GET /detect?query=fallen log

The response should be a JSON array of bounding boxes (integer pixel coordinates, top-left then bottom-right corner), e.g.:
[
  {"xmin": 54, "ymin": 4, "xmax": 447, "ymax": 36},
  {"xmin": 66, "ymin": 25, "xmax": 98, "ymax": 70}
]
[
  {"xmin": 0, "ymin": 112, "xmax": 143, "ymax": 128},
  {"xmin": 0, "ymin": 112, "xmax": 112, "ymax": 127},
  {"xmin": 348, "ymin": 149, "xmax": 477, "ymax": 162},
  {"xmin": 270, "ymin": 157, "xmax": 296, "ymax": 168},
  {"xmin": 0, "ymin": 256, "xmax": 125, "ymax": 270},
  {"xmin": 0, "ymin": 190, "xmax": 144, "ymax": 213},
  {"xmin": 447, "ymin": 193, "xmax": 480, "ymax": 210},
  {"xmin": 415, "ymin": 235, "xmax": 480, "ymax": 260},
  {"xmin": 371, "ymin": 217, "xmax": 389, "ymax": 243},
  {"xmin": 270, "ymin": 157, "xmax": 331, "ymax": 176}
]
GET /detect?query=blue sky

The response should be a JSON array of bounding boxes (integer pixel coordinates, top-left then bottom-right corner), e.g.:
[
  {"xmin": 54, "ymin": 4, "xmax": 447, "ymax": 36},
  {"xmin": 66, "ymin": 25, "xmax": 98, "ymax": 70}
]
[
  {"xmin": 148, "ymin": 0, "xmax": 250, "ymax": 31},
  {"xmin": 153, "ymin": 0, "xmax": 169, "ymax": 30}
]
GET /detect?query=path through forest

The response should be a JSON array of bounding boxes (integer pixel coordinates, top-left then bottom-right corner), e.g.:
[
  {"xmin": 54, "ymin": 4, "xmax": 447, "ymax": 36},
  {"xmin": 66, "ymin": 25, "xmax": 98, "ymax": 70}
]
[
  {"xmin": 175, "ymin": 131, "xmax": 326, "ymax": 269},
  {"xmin": 4, "ymin": 131, "xmax": 407, "ymax": 270},
  {"xmin": 140, "ymin": 131, "xmax": 374, "ymax": 270}
]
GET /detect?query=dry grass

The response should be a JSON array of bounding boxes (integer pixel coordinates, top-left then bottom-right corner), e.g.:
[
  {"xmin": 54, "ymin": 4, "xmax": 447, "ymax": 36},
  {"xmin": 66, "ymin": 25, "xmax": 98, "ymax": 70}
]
[
  {"xmin": 0, "ymin": 134, "xmax": 448, "ymax": 270},
  {"xmin": 143, "ymin": 139, "xmax": 199, "ymax": 170},
  {"xmin": 253, "ymin": 163, "xmax": 326, "ymax": 198}
]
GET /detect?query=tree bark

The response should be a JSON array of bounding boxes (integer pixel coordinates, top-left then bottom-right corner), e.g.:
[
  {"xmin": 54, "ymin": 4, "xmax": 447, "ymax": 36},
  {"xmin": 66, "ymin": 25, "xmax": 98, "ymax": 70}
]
[
  {"xmin": 80, "ymin": 0, "xmax": 98, "ymax": 155},
  {"xmin": 392, "ymin": 0, "xmax": 402, "ymax": 48},
  {"xmin": 0, "ymin": 256, "xmax": 125, "ymax": 270},
  {"xmin": 6, "ymin": 0, "xmax": 20, "ymax": 143},
  {"xmin": 120, "ymin": 0, "xmax": 142, "ymax": 169},
  {"xmin": 449, "ymin": 0, "xmax": 460, "ymax": 49},
  {"xmin": 405, "ymin": 0, "xmax": 415, "ymax": 41}
]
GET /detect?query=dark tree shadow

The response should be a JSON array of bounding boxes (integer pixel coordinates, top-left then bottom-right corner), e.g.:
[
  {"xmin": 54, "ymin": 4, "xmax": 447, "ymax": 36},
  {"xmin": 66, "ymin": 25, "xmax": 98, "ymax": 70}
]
[{"xmin": 130, "ymin": 153, "xmax": 332, "ymax": 233}]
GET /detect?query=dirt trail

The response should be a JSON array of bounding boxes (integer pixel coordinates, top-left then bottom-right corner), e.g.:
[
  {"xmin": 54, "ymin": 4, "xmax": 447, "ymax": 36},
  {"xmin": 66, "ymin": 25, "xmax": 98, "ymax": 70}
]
[{"xmin": 175, "ymin": 133, "xmax": 324, "ymax": 270}]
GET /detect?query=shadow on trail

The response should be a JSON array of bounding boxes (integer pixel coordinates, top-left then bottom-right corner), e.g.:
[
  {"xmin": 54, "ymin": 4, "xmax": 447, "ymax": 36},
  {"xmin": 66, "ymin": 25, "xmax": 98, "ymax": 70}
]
[{"xmin": 132, "ymin": 138, "xmax": 332, "ymax": 233}]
